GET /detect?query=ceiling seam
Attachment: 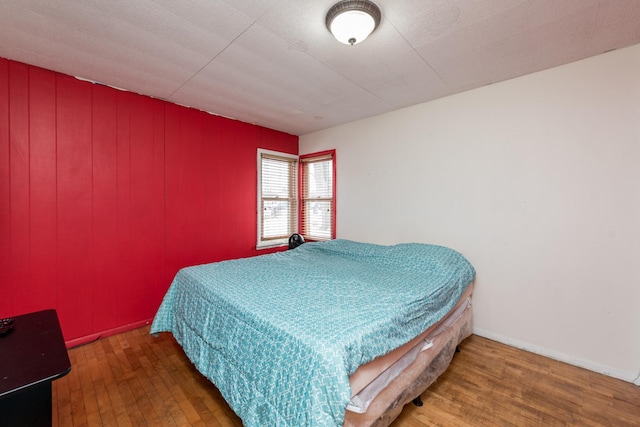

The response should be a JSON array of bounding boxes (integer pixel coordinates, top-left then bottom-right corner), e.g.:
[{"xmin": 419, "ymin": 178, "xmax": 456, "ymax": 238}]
[
  {"xmin": 168, "ymin": 21, "xmax": 258, "ymax": 98},
  {"xmin": 383, "ymin": 17, "xmax": 453, "ymax": 92}
]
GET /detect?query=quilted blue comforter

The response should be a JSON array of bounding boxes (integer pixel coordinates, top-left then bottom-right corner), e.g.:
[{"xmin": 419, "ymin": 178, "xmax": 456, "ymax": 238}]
[{"xmin": 150, "ymin": 239, "xmax": 475, "ymax": 426}]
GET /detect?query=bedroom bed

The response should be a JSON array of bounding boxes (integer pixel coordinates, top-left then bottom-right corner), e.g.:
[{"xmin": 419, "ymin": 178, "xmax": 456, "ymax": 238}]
[{"xmin": 151, "ymin": 239, "xmax": 475, "ymax": 426}]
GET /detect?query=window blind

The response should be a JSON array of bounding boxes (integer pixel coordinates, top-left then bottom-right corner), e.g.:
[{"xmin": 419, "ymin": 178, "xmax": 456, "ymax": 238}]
[
  {"xmin": 300, "ymin": 152, "xmax": 334, "ymax": 241},
  {"xmin": 260, "ymin": 153, "xmax": 297, "ymax": 241}
]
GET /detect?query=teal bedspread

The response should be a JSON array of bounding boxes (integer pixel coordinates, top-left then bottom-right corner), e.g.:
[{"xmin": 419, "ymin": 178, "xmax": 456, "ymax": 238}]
[{"xmin": 150, "ymin": 239, "xmax": 475, "ymax": 426}]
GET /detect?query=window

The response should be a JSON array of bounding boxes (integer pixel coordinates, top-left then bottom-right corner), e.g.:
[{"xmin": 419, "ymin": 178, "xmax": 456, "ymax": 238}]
[
  {"xmin": 257, "ymin": 149, "xmax": 335, "ymax": 248},
  {"xmin": 257, "ymin": 150, "xmax": 298, "ymax": 248},
  {"xmin": 300, "ymin": 150, "xmax": 336, "ymax": 241}
]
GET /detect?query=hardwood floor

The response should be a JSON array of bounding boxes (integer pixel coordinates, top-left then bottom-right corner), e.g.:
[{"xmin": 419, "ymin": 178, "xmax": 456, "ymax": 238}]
[{"xmin": 52, "ymin": 326, "xmax": 640, "ymax": 426}]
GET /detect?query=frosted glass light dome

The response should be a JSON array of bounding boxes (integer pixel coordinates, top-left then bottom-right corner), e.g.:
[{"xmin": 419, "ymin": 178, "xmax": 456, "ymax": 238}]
[{"xmin": 326, "ymin": 1, "xmax": 381, "ymax": 46}]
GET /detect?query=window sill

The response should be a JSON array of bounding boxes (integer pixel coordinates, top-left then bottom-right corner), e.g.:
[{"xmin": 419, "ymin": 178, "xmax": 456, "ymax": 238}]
[{"xmin": 256, "ymin": 242, "xmax": 288, "ymax": 250}]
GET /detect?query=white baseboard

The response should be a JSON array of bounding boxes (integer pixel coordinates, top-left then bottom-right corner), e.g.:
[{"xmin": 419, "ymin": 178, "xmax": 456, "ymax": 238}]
[{"xmin": 473, "ymin": 327, "xmax": 639, "ymax": 386}]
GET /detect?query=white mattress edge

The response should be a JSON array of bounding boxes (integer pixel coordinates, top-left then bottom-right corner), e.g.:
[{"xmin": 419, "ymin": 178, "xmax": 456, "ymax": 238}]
[{"xmin": 347, "ymin": 298, "xmax": 472, "ymax": 413}]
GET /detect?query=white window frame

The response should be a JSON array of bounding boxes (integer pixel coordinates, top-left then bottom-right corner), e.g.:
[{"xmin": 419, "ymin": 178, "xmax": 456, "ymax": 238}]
[{"xmin": 257, "ymin": 149, "xmax": 299, "ymax": 249}]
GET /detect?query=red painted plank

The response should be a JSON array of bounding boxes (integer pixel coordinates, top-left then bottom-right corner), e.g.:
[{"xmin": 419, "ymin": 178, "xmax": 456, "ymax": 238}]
[
  {"xmin": 8, "ymin": 61, "xmax": 31, "ymax": 316},
  {"xmin": 259, "ymin": 126, "xmax": 298, "ymax": 156},
  {"xmin": 0, "ymin": 59, "xmax": 10, "ymax": 316},
  {"xmin": 163, "ymin": 103, "xmax": 182, "ymax": 285},
  {"xmin": 202, "ymin": 115, "xmax": 228, "ymax": 263},
  {"xmin": 225, "ymin": 122, "xmax": 258, "ymax": 258},
  {"xmin": 179, "ymin": 108, "xmax": 206, "ymax": 265},
  {"xmin": 91, "ymin": 83, "xmax": 119, "ymax": 332},
  {"xmin": 56, "ymin": 74, "xmax": 93, "ymax": 340},
  {"xmin": 28, "ymin": 66, "xmax": 58, "ymax": 311},
  {"xmin": 114, "ymin": 90, "xmax": 132, "ymax": 325},
  {"xmin": 164, "ymin": 106, "xmax": 207, "ymax": 274},
  {"xmin": 128, "ymin": 95, "xmax": 163, "ymax": 323},
  {"xmin": 148, "ymin": 99, "xmax": 166, "ymax": 312}
]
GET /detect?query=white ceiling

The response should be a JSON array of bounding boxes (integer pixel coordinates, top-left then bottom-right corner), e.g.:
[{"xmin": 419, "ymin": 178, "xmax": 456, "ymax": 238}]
[{"xmin": 1, "ymin": 1, "xmax": 639, "ymax": 136}]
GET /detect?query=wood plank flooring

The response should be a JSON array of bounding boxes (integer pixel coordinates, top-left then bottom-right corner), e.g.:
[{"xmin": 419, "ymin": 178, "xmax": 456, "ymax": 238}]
[{"xmin": 52, "ymin": 326, "xmax": 640, "ymax": 426}]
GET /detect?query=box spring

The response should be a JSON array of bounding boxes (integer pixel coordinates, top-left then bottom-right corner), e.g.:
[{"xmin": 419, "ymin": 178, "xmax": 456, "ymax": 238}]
[{"xmin": 344, "ymin": 287, "xmax": 474, "ymax": 426}]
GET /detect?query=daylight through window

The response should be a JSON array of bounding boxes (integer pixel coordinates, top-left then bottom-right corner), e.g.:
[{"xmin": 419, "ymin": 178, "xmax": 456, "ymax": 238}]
[
  {"xmin": 257, "ymin": 150, "xmax": 298, "ymax": 248},
  {"xmin": 300, "ymin": 151, "xmax": 335, "ymax": 241}
]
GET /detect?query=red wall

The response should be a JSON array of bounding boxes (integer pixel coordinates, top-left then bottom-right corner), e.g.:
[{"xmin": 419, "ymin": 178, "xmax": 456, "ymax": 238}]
[{"xmin": 0, "ymin": 58, "xmax": 298, "ymax": 346}]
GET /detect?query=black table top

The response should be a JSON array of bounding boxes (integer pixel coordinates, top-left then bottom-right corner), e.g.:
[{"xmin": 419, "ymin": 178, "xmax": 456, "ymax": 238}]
[{"xmin": 0, "ymin": 309, "xmax": 71, "ymax": 397}]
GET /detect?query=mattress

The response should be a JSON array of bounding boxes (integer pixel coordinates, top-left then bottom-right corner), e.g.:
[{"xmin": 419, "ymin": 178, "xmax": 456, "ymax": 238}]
[
  {"xmin": 344, "ymin": 296, "xmax": 473, "ymax": 426},
  {"xmin": 150, "ymin": 239, "xmax": 475, "ymax": 426},
  {"xmin": 347, "ymin": 283, "xmax": 474, "ymax": 415}
]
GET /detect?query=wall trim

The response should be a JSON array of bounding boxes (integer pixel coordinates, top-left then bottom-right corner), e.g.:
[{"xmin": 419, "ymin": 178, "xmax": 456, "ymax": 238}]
[
  {"xmin": 473, "ymin": 327, "xmax": 639, "ymax": 386},
  {"xmin": 65, "ymin": 318, "xmax": 153, "ymax": 349}
]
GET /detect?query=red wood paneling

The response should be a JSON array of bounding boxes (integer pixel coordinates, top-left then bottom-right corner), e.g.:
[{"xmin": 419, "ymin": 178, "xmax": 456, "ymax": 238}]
[
  {"xmin": 91, "ymin": 83, "xmax": 119, "ymax": 332},
  {"xmin": 147, "ymin": 97, "xmax": 166, "ymax": 315},
  {"xmin": 0, "ymin": 58, "xmax": 10, "ymax": 316},
  {"xmin": 56, "ymin": 74, "xmax": 94, "ymax": 339},
  {"xmin": 226, "ymin": 123, "xmax": 260, "ymax": 258},
  {"xmin": 115, "ymin": 90, "xmax": 132, "ymax": 326},
  {"xmin": 28, "ymin": 66, "xmax": 58, "ymax": 311},
  {"xmin": 202, "ymin": 115, "xmax": 230, "ymax": 263},
  {"xmin": 128, "ymin": 94, "xmax": 164, "ymax": 323},
  {"xmin": 8, "ymin": 62, "xmax": 30, "ymax": 314},
  {"xmin": 0, "ymin": 57, "xmax": 298, "ymax": 344}
]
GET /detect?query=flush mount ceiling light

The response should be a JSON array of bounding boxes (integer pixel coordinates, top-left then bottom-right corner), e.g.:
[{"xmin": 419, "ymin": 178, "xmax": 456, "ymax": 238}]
[{"xmin": 326, "ymin": 0, "xmax": 381, "ymax": 46}]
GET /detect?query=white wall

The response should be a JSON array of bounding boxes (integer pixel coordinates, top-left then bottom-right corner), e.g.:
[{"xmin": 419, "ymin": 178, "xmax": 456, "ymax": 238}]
[{"xmin": 300, "ymin": 44, "xmax": 640, "ymax": 384}]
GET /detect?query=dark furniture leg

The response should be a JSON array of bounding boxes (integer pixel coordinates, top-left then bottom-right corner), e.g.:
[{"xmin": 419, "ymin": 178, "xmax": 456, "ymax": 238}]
[
  {"xmin": 411, "ymin": 347, "xmax": 460, "ymax": 407},
  {"xmin": 0, "ymin": 381, "xmax": 51, "ymax": 426},
  {"xmin": 0, "ymin": 309, "xmax": 71, "ymax": 426}
]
